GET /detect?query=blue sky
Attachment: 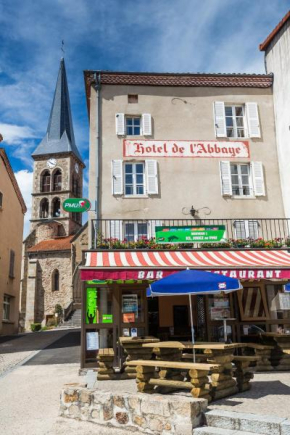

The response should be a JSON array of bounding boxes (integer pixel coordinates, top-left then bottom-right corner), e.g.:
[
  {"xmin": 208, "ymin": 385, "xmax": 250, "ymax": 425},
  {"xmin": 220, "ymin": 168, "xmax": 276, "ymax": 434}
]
[{"xmin": 0, "ymin": 0, "xmax": 289, "ymax": 234}]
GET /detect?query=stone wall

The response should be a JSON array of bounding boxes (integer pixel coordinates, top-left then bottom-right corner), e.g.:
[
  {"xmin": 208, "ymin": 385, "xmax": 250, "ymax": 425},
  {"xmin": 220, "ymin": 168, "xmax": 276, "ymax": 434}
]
[
  {"xmin": 33, "ymin": 251, "xmax": 72, "ymax": 322},
  {"xmin": 60, "ymin": 385, "xmax": 208, "ymax": 435}
]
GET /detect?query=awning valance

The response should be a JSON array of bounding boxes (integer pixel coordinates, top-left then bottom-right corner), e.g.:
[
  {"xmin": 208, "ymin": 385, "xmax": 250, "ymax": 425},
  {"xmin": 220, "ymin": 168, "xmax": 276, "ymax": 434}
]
[{"xmin": 84, "ymin": 250, "xmax": 290, "ymax": 269}]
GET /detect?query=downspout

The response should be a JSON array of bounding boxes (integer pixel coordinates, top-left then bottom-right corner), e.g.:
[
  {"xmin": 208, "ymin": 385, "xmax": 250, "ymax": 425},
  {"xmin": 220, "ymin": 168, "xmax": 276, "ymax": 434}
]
[{"xmin": 91, "ymin": 72, "xmax": 101, "ymax": 248}]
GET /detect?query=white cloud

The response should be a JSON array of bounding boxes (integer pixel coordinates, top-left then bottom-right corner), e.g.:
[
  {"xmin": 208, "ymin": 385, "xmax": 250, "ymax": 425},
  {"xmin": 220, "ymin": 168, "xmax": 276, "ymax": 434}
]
[
  {"xmin": 0, "ymin": 123, "xmax": 36, "ymax": 145},
  {"xmin": 15, "ymin": 169, "xmax": 33, "ymax": 237}
]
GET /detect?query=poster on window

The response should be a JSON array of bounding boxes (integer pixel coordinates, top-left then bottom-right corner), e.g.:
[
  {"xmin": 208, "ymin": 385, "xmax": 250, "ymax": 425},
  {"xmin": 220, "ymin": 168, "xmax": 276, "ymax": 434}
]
[
  {"xmin": 279, "ymin": 293, "xmax": 290, "ymax": 310},
  {"xmin": 86, "ymin": 331, "xmax": 99, "ymax": 351},
  {"xmin": 86, "ymin": 288, "xmax": 97, "ymax": 324},
  {"xmin": 211, "ymin": 307, "xmax": 231, "ymax": 320},
  {"xmin": 122, "ymin": 295, "xmax": 138, "ymax": 318},
  {"xmin": 123, "ymin": 313, "xmax": 135, "ymax": 323}
]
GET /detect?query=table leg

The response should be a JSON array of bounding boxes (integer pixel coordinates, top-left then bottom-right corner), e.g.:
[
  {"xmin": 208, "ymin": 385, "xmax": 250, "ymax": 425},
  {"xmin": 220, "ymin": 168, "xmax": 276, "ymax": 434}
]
[{"xmin": 205, "ymin": 349, "xmax": 238, "ymax": 401}]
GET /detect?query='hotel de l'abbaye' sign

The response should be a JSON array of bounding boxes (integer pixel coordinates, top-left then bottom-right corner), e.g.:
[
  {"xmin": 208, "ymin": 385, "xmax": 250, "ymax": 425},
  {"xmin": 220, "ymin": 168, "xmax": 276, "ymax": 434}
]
[{"xmin": 123, "ymin": 140, "xmax": 249, "ymax": 158}]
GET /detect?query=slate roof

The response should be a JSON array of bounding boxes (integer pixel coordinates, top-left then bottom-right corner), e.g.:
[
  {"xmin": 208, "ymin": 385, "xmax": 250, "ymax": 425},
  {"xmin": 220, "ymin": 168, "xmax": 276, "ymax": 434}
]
[
  {"xmin": 260, "ymin": 10, "xmax": 290, "ymax": 51},
  {"xmin": 33, "ymin": 58, "xmax": 84, "ymax": 164},
  {"xmin": 27, "ymin": 236, "xmax": 72, "ymax": 253}
]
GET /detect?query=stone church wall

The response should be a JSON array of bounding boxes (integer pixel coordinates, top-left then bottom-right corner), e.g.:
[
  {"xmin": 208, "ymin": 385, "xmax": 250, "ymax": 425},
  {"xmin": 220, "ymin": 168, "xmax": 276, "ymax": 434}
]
[{"xmin": 35, "ymin": 252, "xmax": 72, "ymax": 322}]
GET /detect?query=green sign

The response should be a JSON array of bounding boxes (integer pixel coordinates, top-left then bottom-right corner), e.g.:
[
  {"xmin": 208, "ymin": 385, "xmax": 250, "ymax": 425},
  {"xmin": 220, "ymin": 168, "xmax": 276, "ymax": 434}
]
[
  {"xmin": 62, "ymin": 198, "xmax": 91, "ymax": 213},
  {"xmin": 156, "ymin": 225, "xmax": 226, "ymax": 244},
  {"xmin": 86, "ymin": 288, "xmax": 97, "ymax": 324},
  {"xmin": 102, "ymin": 314, "xmax": 113, "ymax": 324}
]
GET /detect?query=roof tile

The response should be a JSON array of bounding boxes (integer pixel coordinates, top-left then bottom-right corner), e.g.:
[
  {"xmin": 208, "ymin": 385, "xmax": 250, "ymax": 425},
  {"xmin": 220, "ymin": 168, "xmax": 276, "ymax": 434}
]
[{"xmin": 27, "ymin": 236, "xmax": 72, "ymax": 253}]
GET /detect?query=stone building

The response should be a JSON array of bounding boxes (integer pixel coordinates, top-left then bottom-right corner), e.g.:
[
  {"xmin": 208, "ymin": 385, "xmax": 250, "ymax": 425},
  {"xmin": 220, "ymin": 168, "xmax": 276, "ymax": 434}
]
[
  {"xmin": 21, "ymin": 58, "xmax": 87, "ymax": 330},
  {"xmin": 0, "ymin": 147, "xmax": 26, "ymax": 335}
]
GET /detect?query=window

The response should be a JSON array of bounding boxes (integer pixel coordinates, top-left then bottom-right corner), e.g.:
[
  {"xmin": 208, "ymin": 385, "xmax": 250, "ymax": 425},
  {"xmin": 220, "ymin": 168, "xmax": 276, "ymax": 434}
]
[
  {"xmin": 52, "ymin": 270, "xmax": 59, "ymax": 291},
  {"xmin": 124, "ymin": 163, "xmax": 145, "ymax": 195},
  {"xmin": 220, "ymin": 161, "xmax": 265, "ymax": 197},
  {"xmin": 41, "ymin": 170, "xmax": 51, "ymax": 192},
  {"xmin": 72, "ymin": 175, "xmax": 80, "ymax": 197},
  {"xmin": 9, "ymin": 250, "xmax": 15, "ymax": 278},
  {"xmin": 225, "ymin": 105, "xmax": 246, "ymax": 138},
  {"xmin": 53, "ymin": 169, "xmax": 62, "ymax": 191},
  {"xmin": 125, "ymin": 222, "xmax": 148, "ymax": 242},
  {"xmin": 0, "ymin": 191, "xmax": 3, "ymax": 209},
  {"xmin": 230, "ymin": 163, "xmax": 252, "ymax": 196},
  {"xmin": 214, "ymin": 102, "xmax": 260, "ymax": 138},
  {"xmin": 128, "ymin": 94, "xmax": 138, "ymax": 104},
  {"xmin": 126, "ymin": 117, "xmax": 141, "ymax": 136},
  {"xmin": 39, "ymin": 198, "xmax": 49, "ymax": 218},
  {"xmin": 72, "ymin": 212, "xmax": 82, "ymax": 224},
  {"xmin": 238, "ymin": 286, "xmax": 269, "ymax": 321},
  {"xmin": 3, "ymin": 295, "xmax": 11, "ymax": 320},
  {"xmin": 52, "ymin": 197, "xmax": 61, "ymax": 217},
  {"xmin": 234, "ymin": 220, "xmax": 259, "ymax": 239}
]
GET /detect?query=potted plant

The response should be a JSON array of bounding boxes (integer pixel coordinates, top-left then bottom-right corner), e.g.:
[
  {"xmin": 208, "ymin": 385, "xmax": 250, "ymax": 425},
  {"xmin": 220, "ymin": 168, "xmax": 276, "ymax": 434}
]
[{"xmin": 231, "ymin": 238, "xmax": 250, "ymax": 248}]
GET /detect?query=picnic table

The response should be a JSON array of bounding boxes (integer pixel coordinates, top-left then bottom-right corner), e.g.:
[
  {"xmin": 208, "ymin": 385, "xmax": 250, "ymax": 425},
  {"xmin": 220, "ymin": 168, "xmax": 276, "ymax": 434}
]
[
  {"xmin": 257, "ymin": 333, "xmax": 290, "ymax": 371},
  {"xmin": 143, "ymin": 341, "xmax": 242, "ymax": 399},
  {"xmin": 119, "ymin": 336, "xmax": 160, "ymax": 378}
]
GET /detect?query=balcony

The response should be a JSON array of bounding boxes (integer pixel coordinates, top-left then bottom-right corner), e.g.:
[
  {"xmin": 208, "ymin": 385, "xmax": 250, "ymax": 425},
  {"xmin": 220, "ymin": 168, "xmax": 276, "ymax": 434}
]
[{"xmin": 90, "ymin": 218, "xmax": 290, "ymax": 250}]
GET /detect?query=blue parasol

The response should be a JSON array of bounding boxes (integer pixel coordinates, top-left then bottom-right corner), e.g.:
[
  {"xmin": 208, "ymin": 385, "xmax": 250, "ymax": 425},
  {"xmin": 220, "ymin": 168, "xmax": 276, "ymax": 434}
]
[
  {"xmin": 284, "ymin": 284, "xmax": 290, "ymax": 292},
  {"xmin": 147, "ymin": 269, "xmax": 242, "ymax": 362}
]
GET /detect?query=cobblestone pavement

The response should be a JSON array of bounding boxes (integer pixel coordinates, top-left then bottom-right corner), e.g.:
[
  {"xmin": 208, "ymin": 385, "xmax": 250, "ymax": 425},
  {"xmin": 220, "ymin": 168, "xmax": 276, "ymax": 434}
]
[{"xmin": 0, "ymin": 329, "xmax": 75, "ymax": 377}]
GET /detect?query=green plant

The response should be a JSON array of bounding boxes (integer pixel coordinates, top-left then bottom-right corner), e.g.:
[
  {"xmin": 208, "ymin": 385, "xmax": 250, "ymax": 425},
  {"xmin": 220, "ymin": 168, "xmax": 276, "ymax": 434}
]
[
  {"xmin": 231, "ymin": 238, "xmax": 250, "ymax": 248},
  {"xmin": 55, "ymin": 304, "xmax": 63, "ymax": 317},
  {"xmin": 31, "ymin": 323, "xmax": 41, "ymax": 332}
]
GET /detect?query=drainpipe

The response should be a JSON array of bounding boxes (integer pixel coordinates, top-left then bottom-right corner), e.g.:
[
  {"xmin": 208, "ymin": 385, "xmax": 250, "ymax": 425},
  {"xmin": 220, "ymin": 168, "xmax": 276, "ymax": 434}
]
[{"xmin": 90, "ymin": 73, "xmax": 101, "ymax": 249}]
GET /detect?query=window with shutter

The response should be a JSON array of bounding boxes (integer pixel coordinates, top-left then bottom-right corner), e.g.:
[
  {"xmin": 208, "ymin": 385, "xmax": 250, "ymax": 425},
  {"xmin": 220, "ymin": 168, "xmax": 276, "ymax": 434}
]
[
  {"xmin": 234, "ymin": 220, "xmax": 259, "ymax": 239},
  {"xmin": 251, "ymin": 162, "xmax": 265, "ymax": 196},
  {"xmin": 112, "ymin": 160, "xmax": 123, "ymax": 195},
  {"xmin": 246, "ymin": 103, "xmax": 261, "ymax": 138},
  {"xmin": 9, "ymin": 250, "xmax": 15, "ymax": 278},
  {"xmin": 219, "ymin": 161, "xmax": 232, "ymax": 196},
  {"xmin": 115, "ymin": 113, "xmax": 125, "ymax": 135},
  {"xmin": 124, "ymin": 162, "xmax": 145, "ymax": 195},
  {"xmin": 142, "ymin": 114, "xmax": 152, "ymax": 136},
  {"xmin": 214, "ymin": 102, "xmax": 226, "ymax": 137},
  {"xmin": 110, "ymin": 220, "xmax": 123, "ymax": 240},
  {"xmin": 145, "ymin": 160, "xmax": 158, "ymax": 195}
]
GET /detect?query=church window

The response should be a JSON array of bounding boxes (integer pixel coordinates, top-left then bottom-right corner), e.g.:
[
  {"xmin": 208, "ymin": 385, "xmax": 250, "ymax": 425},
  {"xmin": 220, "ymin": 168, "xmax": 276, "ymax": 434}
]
[
  {"xmin": 52, "ymin": 270, "xmax": 59, "ymax": 291},
  {"xmin": 41, "ymin": 171, "xmax": 51, "ymax": 192},
  {"xmin": 40, "ymin": 198, "xmax": 49, "ymax": 218},
  {"xmin": 72, "ymin": 175, "xmax": 80, "ymax": 197},
  {"xmin": 52, "ymin": 198, "xmax": 61, "ymax": 217},
  {"xmin": 53, "ymin": 169, "xmax": 62, "ymax": 191}
]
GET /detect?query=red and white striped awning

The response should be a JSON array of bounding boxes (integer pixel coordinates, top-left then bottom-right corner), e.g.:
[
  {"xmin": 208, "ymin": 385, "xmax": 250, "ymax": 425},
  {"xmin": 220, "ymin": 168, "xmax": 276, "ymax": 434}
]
[{"xmin": 84, "ymin": 250, "xmax": 290, "ymax": 269}]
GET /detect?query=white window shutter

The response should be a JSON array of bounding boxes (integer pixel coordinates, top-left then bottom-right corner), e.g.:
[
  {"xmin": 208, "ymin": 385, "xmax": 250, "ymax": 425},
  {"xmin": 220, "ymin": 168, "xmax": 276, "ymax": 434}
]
[
  {"xmin": 142, "ymin": 113, "xmax": 152, "ymax": 136},
  {"xmin": 251, "ymin": 162, "xmax": 265, "ymax": 196},
  {"xmin": 145, "ymin": 160, "xmax": 158, "ymax": 194},
  {"xmin": 115, "ymin": 113, "xmax": 125, "ymax": 135},
  {"xmin": 246, "ymin": 103, "xmax": 261, "ymax": 138},
  {"xmin": 148, "ymin": 220, "xmax": 163, "ymax": 239},
  {"xmin": 111, "ymin": 160, "xmax": 123, "ymax": 195},
  {"xmin": 214, "ymin": 102, "xmax": 226, "ymax": 137},
  {"xmin": 110, "ymin": 220, "xmax": 123, "ymax": 240},
  {"xmin": 220, "ymin": 161, "xmax": 232, "ymax": 196}
]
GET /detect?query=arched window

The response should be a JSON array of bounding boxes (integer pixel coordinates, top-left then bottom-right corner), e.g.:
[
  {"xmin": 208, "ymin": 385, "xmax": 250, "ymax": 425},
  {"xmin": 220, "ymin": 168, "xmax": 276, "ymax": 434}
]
[
  {"xmin": 53, "ymin": 169, "xmax": 62, "ymax": 191},
  {"xmin": 52, "ymin": 269, "xmax": 59, "ymax": 291},
  {"xmin": 52, "ymin": 197, "xmax": 61, "ymax": 217},
  {"xmin": 72, "ymin": 175, "xmax": 80, "ymax": 197},
  {"xmin": 39, "ymin": 198, "xmax": 49, "ymax": 218},
  {"xmin": 41, "ymin": 171, "xmax": 51, "ymax": 193}
]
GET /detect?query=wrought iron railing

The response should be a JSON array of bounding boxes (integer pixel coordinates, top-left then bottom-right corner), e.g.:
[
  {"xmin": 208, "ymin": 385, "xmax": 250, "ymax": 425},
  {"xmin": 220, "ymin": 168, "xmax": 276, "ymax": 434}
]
[{"xmin": 90, "ymin": 218, "xmax": 290, "ymax": 250}]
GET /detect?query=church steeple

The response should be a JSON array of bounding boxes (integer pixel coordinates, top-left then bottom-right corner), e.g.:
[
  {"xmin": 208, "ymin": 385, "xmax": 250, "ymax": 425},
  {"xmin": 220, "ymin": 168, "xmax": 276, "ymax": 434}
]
[{"xmin": 32, "ymin": 58, "xmax": 83, "ymax": 164}]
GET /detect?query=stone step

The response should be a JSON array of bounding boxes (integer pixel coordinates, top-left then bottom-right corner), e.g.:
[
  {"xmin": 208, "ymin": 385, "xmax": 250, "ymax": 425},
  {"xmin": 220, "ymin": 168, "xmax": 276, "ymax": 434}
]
[
  {"xmin": 193, "ymin": 427, "xmax": 260, "ymax": 435},
  {"xmin": 205, "ymin": 410, "xmax": 289, "ymax": 435}
]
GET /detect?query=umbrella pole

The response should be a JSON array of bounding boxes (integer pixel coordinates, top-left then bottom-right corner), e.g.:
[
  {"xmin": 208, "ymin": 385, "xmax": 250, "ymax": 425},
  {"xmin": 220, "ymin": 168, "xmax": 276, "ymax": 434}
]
[{"xmin": 189, "ymin": 294, "xmax": 196, "ymax": 363}]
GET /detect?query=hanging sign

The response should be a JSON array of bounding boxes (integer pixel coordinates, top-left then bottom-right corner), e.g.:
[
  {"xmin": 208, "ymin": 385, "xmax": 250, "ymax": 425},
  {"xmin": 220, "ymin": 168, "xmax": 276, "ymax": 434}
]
[
  {"xmin": 124, "ymin": 139, "xmax": 249, "ymax": 158},
  {"xmin": 62, "ymin": 198, "xmax": 91, "ymax": 213},
  {"xmin": 86, "ymin": 288, "xmax": 97, "ymax": 324},
  {"xmin": 156, "ymin": 225, "xmax": 226, "ymax": 244}
]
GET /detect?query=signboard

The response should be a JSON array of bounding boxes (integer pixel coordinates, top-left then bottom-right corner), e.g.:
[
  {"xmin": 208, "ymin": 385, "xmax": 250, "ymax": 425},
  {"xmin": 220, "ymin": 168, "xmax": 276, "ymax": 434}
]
[
  {"xmin": 156, "ymin": 225, "xmax": 226, "ymax": 244},
  {"xmin": 86, "ymin": 331, "xmax": 99, "ymax": 350},
  {"xmin": 211, "ymin": 307, "xmax": 231, "ymax": 320},
  {"xmin": 279, "ymin": 293, "xmax": 290, "ymax": 310},
  {"xmin": 131, "ymin": 328, "xmax": 138, "ymax": 338},
  {"xmin": 62, "ymin": 198, "xmax": 91, "ymax": 213},
  {"xmin": 86, "ymin": 288, "xmax": 97, "ymax": 324},
  {"xmin": 124, "ymin": 139, "xmax": 249, "ymax": 158},
  {"xmin": 123, "ymin": 313, "xmax": 135, "ymax": 323},
  {"xmin": 122, "ymin": 294, "xmax": 138, "ymax": 318},
  {"xmin": 102, "ymin": 314, "xmax": 113, "ymax": 324}
]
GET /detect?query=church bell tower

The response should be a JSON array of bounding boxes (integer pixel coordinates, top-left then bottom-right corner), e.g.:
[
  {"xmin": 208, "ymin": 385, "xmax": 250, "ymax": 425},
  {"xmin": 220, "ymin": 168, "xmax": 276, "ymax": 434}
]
[{"xmin": 30, "ymin": 58, "xmax": 85, "ymax": 238}]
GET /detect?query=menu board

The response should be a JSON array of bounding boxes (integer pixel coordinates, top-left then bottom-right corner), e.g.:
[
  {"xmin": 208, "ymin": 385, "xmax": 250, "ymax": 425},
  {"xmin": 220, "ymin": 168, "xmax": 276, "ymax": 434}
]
[
  {"xmin": 279, "ymin": 293, "xmax": 290, "ymax": 310},
  {"xmin": 211, "ymin": 307, "xmax": 231, "ymax": 320},
  {"xmin": 86, "ymin": 331, "xmax": 99, "ymax": 350},
  {"xmin": 122, "ymin": 294, "xmax": 138, "ymax": 318}
]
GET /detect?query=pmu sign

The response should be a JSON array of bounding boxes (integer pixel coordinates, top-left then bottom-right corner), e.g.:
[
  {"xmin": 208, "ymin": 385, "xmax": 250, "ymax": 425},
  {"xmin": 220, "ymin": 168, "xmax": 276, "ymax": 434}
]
[{"xmin": 62, "ymin": 198, "xmax": 91, "ymax": 213}]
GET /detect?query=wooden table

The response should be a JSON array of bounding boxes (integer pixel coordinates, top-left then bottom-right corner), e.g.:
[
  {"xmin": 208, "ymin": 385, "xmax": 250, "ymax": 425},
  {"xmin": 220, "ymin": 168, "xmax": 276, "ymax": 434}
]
[
  {"xmin": 143, "ymin": 341, "xmax": 240, "ymax": 400},
  {"xmin": 119, "ymin": 337, "xmax": 160, "ymax": 378},
  {"xmin": 258, "ymin": 333, "xmax": 290, "ymax": 370}
]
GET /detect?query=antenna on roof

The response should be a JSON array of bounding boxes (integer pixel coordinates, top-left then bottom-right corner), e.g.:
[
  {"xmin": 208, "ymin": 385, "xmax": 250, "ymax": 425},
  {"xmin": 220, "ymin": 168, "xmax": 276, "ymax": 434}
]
[{"xmin": 61, "ymin": 40, "xmax": 65, "ymax": 57}]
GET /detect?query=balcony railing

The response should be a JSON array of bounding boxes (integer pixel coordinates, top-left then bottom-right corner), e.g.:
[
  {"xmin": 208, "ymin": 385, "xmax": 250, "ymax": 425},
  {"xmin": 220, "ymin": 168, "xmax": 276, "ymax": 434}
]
[{"xmin": 90, "ymin": 218, "xmax": 290, "ymax": 250}]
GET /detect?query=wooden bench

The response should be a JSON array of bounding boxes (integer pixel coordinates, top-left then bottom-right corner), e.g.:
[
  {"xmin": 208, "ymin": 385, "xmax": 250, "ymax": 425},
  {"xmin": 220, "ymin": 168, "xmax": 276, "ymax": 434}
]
[
  {"xmin": 232, "ymin": 355, "xmax": 261, "ymax": 392},
  {"xmin": 127, "ymin": 359, "xmax": 220, "ymax": 401}
]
